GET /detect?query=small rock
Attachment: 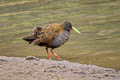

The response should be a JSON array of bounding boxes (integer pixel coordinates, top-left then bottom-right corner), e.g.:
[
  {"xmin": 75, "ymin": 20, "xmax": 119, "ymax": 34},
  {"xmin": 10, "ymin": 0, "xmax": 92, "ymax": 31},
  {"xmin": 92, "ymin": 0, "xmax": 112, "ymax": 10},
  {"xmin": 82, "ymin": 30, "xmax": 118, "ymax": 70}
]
[
  {"xmin": 44, "ymin": 69, "xmax": 47, "ymax": 72},
  {"xmin": 26, "ymin": 56, "xmax": 36, "ymax": 60},
  {"xmin": 104, "ymin": 74, "xmax": 109, "ymax": 77},
  {"xmin": 0, "ymin": 59, "xmax": 8, "ymax": 62}
]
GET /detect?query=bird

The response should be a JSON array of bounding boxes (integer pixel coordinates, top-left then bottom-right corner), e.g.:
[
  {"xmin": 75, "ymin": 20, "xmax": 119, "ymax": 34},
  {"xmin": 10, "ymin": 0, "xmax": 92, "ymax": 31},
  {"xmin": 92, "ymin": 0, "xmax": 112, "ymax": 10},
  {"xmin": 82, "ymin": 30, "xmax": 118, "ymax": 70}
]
[{"xmin": 23, "ymin": 21, "xmax": 80, "ymax": 60}]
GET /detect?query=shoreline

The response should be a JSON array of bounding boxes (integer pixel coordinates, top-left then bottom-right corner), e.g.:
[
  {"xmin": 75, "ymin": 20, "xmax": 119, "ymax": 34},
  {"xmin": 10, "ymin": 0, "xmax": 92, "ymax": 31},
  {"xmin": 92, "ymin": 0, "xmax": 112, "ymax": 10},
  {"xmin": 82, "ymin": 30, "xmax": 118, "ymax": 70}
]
[{"xmin": 0, "ymin": 56, "xmax": 120, "ymax": 80}]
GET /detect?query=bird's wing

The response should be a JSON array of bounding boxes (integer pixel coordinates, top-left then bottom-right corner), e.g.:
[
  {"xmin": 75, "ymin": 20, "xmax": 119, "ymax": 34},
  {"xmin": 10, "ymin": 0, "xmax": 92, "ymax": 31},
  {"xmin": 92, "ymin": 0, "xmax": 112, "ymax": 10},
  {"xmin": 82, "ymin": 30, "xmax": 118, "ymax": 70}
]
[{"xmin": 32, "ymin": 24, "xmax": 64, "ymax": 45}]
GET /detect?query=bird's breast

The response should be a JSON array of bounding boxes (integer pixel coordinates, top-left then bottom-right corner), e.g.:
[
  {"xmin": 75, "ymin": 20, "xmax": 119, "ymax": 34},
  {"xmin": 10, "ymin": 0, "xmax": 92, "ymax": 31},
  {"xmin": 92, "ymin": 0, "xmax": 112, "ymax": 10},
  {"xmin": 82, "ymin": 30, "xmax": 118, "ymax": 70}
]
[{"xmin": 49, "ymin": 31, "xmax": 70, "ymax": 48}]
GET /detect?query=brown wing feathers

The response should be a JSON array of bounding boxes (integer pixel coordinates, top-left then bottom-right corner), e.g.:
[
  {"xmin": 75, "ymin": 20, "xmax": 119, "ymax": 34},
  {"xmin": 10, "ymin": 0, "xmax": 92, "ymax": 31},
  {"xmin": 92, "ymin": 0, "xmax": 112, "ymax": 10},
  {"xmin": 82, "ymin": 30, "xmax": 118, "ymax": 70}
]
[
  {"xmin": 23, "ymin": 24, "xmax": 64, "ymax": 46},
  {"xmin": 33, "ymin": 24, "xmax": 64, "ymax": 45}
]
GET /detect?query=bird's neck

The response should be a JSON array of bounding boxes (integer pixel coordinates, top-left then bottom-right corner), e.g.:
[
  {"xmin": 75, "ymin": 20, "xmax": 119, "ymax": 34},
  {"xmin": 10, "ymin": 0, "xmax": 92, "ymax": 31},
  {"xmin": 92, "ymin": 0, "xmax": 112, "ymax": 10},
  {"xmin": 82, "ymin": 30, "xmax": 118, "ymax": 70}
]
[
  {"xmin": 64, "ymin": 28, "xmax": 71, "ymax": 32},
  {"xmin": 64, "ymin": 30, "xmax": 70, "ymax": 36}
]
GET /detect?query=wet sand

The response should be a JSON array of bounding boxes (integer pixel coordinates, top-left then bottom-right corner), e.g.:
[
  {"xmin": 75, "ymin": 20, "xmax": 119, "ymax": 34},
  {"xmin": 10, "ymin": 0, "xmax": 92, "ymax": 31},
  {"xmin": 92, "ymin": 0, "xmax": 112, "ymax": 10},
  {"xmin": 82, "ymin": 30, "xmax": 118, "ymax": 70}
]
[{"xmin": 0, "ymin": 56, "xmax": 120, "ymax": 80}]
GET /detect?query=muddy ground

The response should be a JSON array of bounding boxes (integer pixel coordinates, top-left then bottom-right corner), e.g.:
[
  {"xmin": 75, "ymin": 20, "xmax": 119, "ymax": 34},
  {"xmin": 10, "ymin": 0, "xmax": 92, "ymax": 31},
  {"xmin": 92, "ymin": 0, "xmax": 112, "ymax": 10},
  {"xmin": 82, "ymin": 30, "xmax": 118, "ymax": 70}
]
[{"xmin": 0, "ymin": 56, "xmax": 120, "ymax": 80}]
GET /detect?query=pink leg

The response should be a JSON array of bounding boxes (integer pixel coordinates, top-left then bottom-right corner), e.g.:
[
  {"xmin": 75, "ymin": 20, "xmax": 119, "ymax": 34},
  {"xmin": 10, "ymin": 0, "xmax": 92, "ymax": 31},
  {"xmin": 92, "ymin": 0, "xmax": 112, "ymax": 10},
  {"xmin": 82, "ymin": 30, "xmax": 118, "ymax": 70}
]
[
  {"xmin": 46, "ymin": 48, "xmax": 51, "ymax": 59},
  {"xmin": 51, "ymin": 49, "xmax": 59, "ymax": 59}
]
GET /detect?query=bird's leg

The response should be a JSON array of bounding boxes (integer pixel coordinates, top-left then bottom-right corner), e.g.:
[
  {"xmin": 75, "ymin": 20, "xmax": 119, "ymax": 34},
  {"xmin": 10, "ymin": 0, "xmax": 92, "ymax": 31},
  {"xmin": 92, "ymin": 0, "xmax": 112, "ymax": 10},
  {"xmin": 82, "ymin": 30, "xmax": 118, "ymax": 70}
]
[
  {"xmin": 51, "ymin": 48, "xmax": 59, "ymax": 60},
  {"xmin": 46, "ymin": 48, "xmax": 51, "ymax": 59}
]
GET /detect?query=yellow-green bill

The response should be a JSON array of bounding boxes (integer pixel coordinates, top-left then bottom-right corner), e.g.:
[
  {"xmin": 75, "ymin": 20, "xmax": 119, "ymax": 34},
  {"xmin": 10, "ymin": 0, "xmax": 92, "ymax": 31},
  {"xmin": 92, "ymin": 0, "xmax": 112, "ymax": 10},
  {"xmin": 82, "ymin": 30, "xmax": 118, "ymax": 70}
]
[{"xmin": 72, "ymin": 26, "xmax": 81, "ymax": 34}]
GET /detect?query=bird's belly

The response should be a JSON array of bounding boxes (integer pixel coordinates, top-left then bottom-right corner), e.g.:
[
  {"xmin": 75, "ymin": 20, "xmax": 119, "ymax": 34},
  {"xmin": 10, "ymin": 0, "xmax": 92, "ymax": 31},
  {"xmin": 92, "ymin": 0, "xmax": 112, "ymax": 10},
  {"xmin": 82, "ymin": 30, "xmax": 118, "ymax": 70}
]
[{"xmin": 49, "ymin": 33, "xmax": 69, "ymax": 48}]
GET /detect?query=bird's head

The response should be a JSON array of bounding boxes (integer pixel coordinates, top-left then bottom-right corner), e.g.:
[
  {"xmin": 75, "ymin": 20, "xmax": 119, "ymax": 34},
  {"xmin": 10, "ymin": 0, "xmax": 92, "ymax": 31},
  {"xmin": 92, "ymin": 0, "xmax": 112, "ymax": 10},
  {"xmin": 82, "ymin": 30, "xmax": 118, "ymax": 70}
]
[{"xmin": 62, "ymin": 21, "xmax": 81, "ymax": 34}]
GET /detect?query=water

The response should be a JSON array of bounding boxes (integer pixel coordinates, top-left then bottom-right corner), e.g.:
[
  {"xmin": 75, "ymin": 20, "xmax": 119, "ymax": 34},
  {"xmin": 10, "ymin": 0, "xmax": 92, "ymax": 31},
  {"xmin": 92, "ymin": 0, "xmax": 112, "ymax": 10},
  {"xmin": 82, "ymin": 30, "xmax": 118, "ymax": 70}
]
[{"xmin": 0, "ymin": 0, "xmax": 120, "ymax": 70}]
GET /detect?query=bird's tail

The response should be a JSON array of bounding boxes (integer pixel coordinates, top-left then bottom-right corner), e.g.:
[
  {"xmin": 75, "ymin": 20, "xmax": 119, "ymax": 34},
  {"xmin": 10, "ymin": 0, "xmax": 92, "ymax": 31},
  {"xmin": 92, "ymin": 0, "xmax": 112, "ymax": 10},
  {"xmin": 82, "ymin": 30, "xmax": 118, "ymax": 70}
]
[
  {"xmin": 23, "ymin": 34, "xmax": 37, "ymax": 44},
  {"xmin": 22, "ymin": 27, "xmax": 42, "ymax": 44}
]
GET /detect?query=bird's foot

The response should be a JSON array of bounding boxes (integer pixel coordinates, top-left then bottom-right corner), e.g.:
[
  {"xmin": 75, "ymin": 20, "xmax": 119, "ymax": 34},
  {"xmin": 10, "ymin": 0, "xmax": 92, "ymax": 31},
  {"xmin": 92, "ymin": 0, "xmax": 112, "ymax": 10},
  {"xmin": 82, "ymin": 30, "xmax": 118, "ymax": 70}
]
[{"xmin": 56, "ymin": 57, "xmax": 62, "ymax": 61}]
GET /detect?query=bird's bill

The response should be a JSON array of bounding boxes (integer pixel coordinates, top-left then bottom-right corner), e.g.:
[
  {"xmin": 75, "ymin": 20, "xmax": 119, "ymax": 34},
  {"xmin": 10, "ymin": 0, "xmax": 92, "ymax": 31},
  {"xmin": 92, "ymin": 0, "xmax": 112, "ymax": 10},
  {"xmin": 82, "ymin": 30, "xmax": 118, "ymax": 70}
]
[{"xmin": 72, "ymin": 26, "xmax": 81, "ymax": 34}]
